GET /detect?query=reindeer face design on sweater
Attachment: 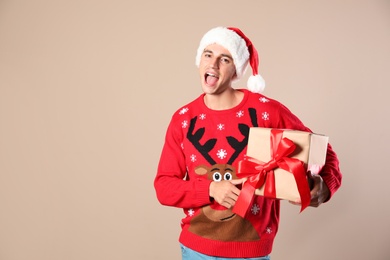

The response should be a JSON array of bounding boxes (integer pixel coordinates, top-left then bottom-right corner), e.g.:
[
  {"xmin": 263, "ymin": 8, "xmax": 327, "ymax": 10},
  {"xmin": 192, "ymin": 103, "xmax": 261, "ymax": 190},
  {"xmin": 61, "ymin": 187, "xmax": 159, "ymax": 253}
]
[
  {"xmin": 186, "ymin": 113, "xmax": 260, "ymax": 241},
  {"xmin": 194, "ymin": 163, "xmax": 239, "ymax": 221}
]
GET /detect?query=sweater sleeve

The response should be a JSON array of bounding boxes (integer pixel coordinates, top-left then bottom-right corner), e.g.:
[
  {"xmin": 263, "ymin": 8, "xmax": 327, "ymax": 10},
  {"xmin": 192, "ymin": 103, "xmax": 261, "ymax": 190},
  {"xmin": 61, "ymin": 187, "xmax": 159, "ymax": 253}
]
[
  {"xmin": 320, "ymin": 143, "xmax": 342, "ymax": 201},
  {"xmin": 274, "ymin": 102, "xmax": 342, "ymax": 201},
  {"xmin": 154, "ymin": 117, "xmax": 212, "ymax": 209}
]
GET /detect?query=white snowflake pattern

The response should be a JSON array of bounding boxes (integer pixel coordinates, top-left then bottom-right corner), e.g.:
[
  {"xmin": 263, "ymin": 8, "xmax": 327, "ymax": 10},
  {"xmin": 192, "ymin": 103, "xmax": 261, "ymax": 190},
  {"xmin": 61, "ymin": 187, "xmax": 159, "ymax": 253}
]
[
  {"xmin": 217, "ymin": 123, "xmax": 225, "ymax": 131},
  {"xmin": 216, "ymin": 149, "xmax": 227, "ymax": 159},
  {"xmin": 259, "ymin": 97, "xmax": 270, "ymax": 103},
  {"xmin": 188, "ymin": 209, "xmax": 195, "ymax": 216},
  {"xmin": 179, "ymin": 107, "xmax": 189, "ymax": 115},
  {"xmin": 190, "ymin": 154, "xmax": 197, "ymax": 162},
  {"xmin": 265, "ymin": 227, "xmax": 272, "ymax": 234},
  {"xmin": 199, "ymin": 113, "xmax": 206, "ymax": 120},
  {"xmin": 182, "ymin": 120, "xmax": 188, "ymax": 128},
  {"xmin": 251, "ymin": 204, "xmax": 261, "ymax": 215},
  {"xmin": 236, "ymin": 110, "xmax": 244, "ymax": 118},
  {"xmin": 262, "ymin": 112, "xmax": 270, "ymax": 120}
]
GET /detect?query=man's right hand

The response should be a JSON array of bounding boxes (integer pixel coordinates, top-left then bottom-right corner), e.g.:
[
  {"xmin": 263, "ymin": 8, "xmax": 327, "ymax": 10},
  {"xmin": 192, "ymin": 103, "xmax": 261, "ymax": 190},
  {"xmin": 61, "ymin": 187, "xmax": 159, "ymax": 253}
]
[{"xmin": 209, "ymin": 178, "xmax": 246, "ymax": 209}]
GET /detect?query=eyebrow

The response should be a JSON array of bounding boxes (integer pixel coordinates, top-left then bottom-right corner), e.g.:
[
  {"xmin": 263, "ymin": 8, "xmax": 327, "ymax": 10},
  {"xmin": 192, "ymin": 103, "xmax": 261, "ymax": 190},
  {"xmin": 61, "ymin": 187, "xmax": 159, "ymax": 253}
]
[{"xmin": 203, "ymin": 49, "xmax": 233, "ymax": 60}]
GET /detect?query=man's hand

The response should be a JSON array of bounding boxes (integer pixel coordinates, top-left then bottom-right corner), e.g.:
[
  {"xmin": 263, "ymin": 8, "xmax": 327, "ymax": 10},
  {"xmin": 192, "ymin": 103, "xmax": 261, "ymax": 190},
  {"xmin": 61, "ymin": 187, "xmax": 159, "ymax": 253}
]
[
  {"xmin": 307, "ymin": 173, "xmax": 330, "ymax": 207},
  {"xmin": 209, "ymin": 178, "xmax": 246, "ymax": 209},
  {"xmin": 289, "ymin": 173, "xmax": 330, "ymax": 207}
]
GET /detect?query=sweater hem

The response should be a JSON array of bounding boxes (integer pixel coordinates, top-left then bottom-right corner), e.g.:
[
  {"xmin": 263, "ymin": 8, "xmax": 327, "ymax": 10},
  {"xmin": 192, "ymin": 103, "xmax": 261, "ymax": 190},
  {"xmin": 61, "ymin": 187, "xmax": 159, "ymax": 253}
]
[{"xmin": 179, "ymin": 227, "xmax": 274, "ymax": 258}]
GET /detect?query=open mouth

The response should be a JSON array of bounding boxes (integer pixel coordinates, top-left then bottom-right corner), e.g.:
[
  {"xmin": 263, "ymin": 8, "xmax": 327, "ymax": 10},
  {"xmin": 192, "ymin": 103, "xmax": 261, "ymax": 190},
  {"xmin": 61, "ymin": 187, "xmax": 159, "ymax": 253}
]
[{"xmin": 205, "ymin": 72, "xmax": 219, "ymax": 86}]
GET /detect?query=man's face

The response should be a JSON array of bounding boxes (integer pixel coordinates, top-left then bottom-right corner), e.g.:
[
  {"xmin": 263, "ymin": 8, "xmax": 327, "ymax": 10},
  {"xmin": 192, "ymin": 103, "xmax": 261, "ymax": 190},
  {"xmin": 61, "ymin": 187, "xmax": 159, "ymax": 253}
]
[{"xmin": 199, "ymin": 44, "xmax": 237, "ymax": 95}]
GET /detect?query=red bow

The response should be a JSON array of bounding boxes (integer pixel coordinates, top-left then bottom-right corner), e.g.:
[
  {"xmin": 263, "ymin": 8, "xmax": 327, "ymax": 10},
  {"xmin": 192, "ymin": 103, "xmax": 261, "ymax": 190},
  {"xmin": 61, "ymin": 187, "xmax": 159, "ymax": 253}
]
[{"xmin": 233, "ymin": 129, "xmax": 311, "ymax": 217}]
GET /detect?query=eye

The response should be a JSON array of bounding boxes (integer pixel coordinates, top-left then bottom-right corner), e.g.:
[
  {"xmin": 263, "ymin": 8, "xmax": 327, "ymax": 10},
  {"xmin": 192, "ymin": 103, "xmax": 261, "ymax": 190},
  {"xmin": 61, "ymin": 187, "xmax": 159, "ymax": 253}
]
[
  {"xmin": 220, "ymin": 57, "xmax": 231, "ymax": 64},
  {"xmin": 212, "ymin": 172, "xmax": 222, "ymax": 182},
  {"xmin": 224, "ymin": 172, "xmax": 232, "ymax": 181},
  {"xmin": 203, "ymin": 52, "xmax": 212, "ymax": 58}
]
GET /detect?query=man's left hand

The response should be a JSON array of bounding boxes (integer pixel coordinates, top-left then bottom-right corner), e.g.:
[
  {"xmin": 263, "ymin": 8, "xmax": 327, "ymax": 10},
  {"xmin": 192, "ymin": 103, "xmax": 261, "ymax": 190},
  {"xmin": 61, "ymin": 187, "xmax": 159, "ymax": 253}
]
[
  {"xmin": 289, "ymin": 173, "xmax": 330, "ymax": 207},
  {"xmin": 307, "ymin": 173, "xmax": 330, "ymax": 207}
]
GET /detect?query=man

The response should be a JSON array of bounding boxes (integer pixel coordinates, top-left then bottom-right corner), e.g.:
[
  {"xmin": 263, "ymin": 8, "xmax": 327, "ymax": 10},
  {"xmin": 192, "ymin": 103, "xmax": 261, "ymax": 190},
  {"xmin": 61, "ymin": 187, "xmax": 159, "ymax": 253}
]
[{"xmin": 154, "ymin": 26, "xmax": 342, "ymax": 259}]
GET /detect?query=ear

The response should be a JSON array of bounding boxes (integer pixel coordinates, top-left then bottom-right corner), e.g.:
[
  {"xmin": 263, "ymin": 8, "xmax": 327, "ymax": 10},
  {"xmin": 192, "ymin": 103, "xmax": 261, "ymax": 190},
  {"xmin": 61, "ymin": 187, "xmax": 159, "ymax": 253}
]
[{"xmin": 195, "ymin": 165, "xmax": 209, "ymax": 175}]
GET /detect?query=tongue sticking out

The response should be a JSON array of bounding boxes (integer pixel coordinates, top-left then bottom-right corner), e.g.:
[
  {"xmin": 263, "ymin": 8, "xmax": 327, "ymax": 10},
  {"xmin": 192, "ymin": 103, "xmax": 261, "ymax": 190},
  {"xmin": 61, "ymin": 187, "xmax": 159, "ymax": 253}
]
[{"xmin": 206, "ymin": 75, "xmax": 218, "ymax": 86}]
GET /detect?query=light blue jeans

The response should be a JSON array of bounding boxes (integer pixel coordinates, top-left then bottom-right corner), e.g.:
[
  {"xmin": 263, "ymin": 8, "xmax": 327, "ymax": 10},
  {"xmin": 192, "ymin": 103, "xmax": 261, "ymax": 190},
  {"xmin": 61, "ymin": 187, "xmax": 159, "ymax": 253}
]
[{"xmin": 180, "ymin": 244, "xmax": 270, "ymax": 260}]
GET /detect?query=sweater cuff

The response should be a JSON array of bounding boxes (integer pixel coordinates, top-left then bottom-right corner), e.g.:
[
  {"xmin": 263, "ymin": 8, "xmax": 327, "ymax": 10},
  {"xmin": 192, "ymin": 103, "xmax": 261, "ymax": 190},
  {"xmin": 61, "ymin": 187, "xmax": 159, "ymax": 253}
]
[
  {"xmin": 195, "ymin": 178, "xmax": 213, "ymax": 205},
  {"xmin": 321, "ymin": 174, "xmax": 341, "ymax": 202}
]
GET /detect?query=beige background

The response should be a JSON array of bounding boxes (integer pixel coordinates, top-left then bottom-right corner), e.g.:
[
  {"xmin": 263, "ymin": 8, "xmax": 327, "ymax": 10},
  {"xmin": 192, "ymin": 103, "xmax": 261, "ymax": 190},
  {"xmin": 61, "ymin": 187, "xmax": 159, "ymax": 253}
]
[{"xmin": 0, "ymin": 0, "xmax": 389, "ymax": 259}]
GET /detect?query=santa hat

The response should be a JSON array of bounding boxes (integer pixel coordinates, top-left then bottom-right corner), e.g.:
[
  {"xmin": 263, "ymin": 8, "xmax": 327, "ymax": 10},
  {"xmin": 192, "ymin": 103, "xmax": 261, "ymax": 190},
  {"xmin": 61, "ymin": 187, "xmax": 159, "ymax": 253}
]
[{"xmin": 195, "ymin": 26, "xmax": 265, "ymax": 93}]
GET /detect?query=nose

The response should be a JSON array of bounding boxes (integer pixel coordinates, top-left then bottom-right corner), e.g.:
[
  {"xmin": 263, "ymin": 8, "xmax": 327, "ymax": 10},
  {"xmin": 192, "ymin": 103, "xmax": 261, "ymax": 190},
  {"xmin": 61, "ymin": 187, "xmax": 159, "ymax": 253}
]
[{"xmin": 209, "ymin": 57, "xmax": 219, "ymax": 69}]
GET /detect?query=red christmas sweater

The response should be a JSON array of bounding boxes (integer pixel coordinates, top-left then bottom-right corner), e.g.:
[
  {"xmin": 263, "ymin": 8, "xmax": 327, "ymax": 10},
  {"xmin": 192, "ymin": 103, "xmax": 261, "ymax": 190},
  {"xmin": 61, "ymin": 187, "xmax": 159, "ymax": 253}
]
[{"xmin": 155, "ymin": 89, "xmax": 342, "ymax": 258}]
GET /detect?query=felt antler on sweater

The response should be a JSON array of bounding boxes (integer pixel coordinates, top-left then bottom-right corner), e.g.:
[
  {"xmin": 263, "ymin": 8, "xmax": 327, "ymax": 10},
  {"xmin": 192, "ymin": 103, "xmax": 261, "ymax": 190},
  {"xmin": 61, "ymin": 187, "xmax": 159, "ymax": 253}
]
[
  {"xmin": 187, "ymin": 116, "xmax": 217, "ymax": 165},
  {"xmin": 187, "ymin": 108, "xmax": 258, "ymax": 165},
  {"xmin": 226, "ymin": 108, "xmax": 259, "ymax": 164}
]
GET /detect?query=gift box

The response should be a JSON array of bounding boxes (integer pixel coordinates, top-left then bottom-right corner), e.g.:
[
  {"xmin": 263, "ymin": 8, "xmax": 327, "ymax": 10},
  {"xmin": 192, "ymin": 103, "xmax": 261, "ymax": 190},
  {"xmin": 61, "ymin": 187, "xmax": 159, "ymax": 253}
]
[{"xmin": 233, "ymin": 128, "xmax": 328, "ymax": 217}]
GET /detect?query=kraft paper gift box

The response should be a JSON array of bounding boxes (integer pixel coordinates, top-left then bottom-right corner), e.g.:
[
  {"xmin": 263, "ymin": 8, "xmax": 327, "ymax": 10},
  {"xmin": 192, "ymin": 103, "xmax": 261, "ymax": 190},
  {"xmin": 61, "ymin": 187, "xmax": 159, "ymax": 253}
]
[{"xmin": 233, "ymin": 127, "xmax": 328, "ymax": 217}]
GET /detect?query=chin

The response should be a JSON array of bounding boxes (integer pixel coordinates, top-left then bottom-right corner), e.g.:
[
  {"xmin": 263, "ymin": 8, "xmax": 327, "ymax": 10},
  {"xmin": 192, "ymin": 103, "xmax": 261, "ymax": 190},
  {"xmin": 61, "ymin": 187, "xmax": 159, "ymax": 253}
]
[{"xmin": 202, "ymin": 85, "xmax": 217, "ymax": 94}]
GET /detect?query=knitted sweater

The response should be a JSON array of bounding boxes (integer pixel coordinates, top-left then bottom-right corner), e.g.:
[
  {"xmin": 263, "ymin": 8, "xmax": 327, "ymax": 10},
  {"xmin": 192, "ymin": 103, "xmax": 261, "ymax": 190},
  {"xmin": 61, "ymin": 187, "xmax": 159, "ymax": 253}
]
[{"xmin": 154, "ymin": 89, "xmax": 342, "ymax": 258}]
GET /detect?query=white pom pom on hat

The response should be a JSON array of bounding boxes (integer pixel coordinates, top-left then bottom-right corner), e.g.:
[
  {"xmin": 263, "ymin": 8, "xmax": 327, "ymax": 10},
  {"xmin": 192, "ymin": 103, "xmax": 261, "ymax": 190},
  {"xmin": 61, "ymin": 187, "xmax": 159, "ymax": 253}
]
[{"xmin": 195, "ymin": 26, "xmax": 265, "ymax": 93}]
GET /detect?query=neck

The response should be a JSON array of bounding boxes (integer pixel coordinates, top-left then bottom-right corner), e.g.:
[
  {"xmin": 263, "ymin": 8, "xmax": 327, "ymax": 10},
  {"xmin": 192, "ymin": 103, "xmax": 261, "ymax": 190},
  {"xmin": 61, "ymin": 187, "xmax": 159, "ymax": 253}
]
[{"xmin": 204, "ymin": 88, "xmax": 244, "ymax": 110}]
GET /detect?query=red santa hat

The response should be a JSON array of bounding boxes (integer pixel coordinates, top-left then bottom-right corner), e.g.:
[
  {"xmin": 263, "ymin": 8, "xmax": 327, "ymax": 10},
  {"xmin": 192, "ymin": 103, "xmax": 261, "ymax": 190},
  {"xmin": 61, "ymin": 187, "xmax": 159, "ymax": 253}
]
[{"xmin": 195, "ymin": 26, "xmax": 265, "ymax": 93}]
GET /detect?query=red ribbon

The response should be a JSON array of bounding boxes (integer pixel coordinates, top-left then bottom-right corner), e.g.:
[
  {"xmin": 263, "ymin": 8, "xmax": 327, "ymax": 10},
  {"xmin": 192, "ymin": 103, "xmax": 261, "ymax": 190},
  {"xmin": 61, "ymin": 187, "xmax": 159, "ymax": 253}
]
[{"xmin": 233, "ymin": 129, "xmax": 311, "ymax": 217}]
